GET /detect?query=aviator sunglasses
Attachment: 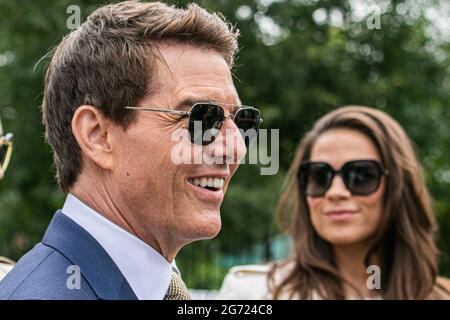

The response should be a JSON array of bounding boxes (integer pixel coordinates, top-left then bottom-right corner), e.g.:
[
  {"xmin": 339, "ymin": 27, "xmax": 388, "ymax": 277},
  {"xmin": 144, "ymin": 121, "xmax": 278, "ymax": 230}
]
[{"xmin": 125, "ymin": 102, "xmax": 263, "ymax": 148}]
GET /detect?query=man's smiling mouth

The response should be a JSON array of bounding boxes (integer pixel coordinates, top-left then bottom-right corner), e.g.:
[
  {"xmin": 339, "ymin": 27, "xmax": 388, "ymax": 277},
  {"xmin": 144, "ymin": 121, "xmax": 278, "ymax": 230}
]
[{"xmin": 188, "ymin": 177, "xmax": 225, "ymax": 191}]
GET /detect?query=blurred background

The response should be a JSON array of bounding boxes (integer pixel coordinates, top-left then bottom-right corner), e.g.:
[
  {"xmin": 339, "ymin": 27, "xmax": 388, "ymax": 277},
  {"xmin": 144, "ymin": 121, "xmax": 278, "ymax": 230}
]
[{"xmin": 1, "ymin": 0, "xmax": 450, "ymax": 294}]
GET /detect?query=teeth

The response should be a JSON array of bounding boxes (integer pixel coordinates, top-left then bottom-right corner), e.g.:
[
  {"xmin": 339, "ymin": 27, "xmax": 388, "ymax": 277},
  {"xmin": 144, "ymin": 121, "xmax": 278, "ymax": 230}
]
[
  {"xmin": 189, "ymin": 177, "xmax": 225, "ymax": 189},
  {"xmin": 213, "ymin": 178, "xmax": 223, "ymax": 188}
]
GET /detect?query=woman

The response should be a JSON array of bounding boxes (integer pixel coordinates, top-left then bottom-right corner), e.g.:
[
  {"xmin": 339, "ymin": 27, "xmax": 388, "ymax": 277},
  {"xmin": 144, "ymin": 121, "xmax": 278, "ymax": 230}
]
[
  {"xmin": 217, "ymin": 106, "xmax": 450, "ymax": 299},
  {"xmin": 0, "ymin": 117, "xmax": 14, "ymax": 281}
]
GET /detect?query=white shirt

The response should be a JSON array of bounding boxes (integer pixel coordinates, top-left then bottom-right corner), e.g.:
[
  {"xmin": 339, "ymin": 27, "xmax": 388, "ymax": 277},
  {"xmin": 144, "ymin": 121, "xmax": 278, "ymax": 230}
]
[{"xmin": 62, "ymin": 193, "xmax": 177, "ymax": 300}]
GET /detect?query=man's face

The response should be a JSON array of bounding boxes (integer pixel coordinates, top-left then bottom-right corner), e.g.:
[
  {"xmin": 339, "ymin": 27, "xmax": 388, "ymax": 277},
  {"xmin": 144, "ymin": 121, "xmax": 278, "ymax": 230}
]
[{"xmin": 109, "ymin": 44, "xmax": 246, "ymax": 256}]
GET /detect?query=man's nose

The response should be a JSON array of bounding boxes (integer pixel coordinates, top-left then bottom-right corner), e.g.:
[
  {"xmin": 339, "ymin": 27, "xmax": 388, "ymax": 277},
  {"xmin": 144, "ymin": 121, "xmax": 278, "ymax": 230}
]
[
  {"xmin": 325, "ymin": 175, "xmax": 352, "ymax": 200},
  {"xmin": 207, "ymin": 118, "xmax": 247, "ymax": 165}
]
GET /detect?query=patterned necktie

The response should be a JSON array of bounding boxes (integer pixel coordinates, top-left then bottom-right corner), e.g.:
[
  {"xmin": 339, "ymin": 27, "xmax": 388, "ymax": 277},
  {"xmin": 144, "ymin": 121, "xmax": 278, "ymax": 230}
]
[{"xmin": 164, "ymin": 270, "xmax": 191, "ymax": 300}]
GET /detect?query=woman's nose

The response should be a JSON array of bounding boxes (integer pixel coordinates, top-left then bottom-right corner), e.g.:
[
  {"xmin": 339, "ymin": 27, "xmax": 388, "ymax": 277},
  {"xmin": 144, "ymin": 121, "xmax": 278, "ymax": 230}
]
[{"xmin": 325, "ymin": 174, "xmax": 352, "ymax": 200}]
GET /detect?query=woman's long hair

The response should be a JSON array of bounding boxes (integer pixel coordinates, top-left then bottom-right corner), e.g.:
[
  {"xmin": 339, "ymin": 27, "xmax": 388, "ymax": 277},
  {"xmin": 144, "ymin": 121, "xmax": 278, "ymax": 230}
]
[{"xmin": 269, "ymin": 106, "xmax": 445, "ymax": 299}]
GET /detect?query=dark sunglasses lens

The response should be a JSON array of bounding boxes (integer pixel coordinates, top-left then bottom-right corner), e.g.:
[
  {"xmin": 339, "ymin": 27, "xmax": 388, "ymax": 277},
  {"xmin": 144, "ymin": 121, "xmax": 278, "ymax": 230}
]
[
  {"xmin": 343, "ymin": 161, "xmax": 381, "ymax": 195},
  {"xmin": 301, "ymin": 163, "xmax": 332, "ymax": 196},
  {"xmin": 235, "ymin": 108, "xmax": 261, "ymax": 148},
  {"xmin": 188, "ymin": 104, "xmax": 224, "ymax": 145}
]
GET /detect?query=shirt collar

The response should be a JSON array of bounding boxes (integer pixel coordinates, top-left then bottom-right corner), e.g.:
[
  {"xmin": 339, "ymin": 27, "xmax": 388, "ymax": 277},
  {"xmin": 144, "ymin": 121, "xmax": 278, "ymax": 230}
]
[{"xmin": 62, "ymin": 193, "xmax": 177, "ymax": 300}]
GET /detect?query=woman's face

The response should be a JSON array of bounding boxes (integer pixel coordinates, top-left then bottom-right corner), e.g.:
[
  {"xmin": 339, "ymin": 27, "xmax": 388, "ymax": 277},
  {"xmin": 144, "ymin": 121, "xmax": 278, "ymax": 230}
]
[{"xmin": 306, "ymin": 128, "xmax": 385, "ymax": 247}]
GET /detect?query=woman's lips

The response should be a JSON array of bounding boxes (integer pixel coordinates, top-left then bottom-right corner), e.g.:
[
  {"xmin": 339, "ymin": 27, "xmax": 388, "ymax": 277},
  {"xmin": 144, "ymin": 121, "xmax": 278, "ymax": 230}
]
[{"xmin": 326, "ymin": 210, "xmax": 358, "ymax": 221}]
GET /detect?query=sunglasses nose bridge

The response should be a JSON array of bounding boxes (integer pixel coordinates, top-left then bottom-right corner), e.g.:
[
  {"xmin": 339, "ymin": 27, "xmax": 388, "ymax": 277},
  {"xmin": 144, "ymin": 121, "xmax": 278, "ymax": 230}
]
[
  {"xmin": 224, "ymin": 113, "xmax": 236, "ymax": 124},
  {"xmin": 325, "ymin": 170, "xmax": 351, "ymax": 197},
  {"xmin": 217, "ymin": 113, "xmax": 236, "ymax": 130}
]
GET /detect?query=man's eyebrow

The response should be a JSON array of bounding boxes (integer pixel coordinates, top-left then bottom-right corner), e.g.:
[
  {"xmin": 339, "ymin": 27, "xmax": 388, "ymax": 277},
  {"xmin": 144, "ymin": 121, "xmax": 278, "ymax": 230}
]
[
  {"xmin": 174, "ymin": 98, "xmax": 242, "ymax": 111},
  {"xmin": 173, "ymin": 98, "xmax": 198, "ymax": 111},
  {"xmin": 173, "ymin": 97, "xmax": 221, "ymax": 111}
]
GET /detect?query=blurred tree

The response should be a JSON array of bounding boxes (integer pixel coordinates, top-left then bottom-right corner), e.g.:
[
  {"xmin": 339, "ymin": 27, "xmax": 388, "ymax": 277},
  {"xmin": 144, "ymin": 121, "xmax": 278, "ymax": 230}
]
[{"xmin": 0, "ymin": 0, "xmax": 449, "ymax": 289}]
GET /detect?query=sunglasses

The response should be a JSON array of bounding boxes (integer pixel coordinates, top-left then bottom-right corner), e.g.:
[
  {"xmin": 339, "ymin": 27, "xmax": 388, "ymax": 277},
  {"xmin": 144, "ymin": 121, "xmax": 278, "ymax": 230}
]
[
  {"xmin": 0, "ymin": 133, "xmax": 13, "ymax": 174},
  {"xmin": 125, "ymin": 102, "xmax": 262, "ymax": 148},
  {"xmin": 298, "ymin": 160, "xmax": 389, "ymax": 197}
]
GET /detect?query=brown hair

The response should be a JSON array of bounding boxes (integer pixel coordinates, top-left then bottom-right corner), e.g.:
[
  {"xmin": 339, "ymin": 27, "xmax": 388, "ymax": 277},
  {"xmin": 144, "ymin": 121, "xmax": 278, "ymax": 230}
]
[
  {"xmin": 42, "ymin": 0, "xmax": 239, "ymax": 192},
  {"xmin": 269, "ymin": 106, "xmax": 448, "ymax": 299}
]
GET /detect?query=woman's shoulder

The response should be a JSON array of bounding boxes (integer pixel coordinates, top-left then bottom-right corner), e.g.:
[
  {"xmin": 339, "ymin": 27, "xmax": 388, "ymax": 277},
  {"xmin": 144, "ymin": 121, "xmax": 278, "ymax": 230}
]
[
  {"xmin": 0, "ymin": 256, "xmax": 15, "ymax": 281},
  {"xmin": 215, "ymin": 261, "xmax": 295, "ymax": 300}
]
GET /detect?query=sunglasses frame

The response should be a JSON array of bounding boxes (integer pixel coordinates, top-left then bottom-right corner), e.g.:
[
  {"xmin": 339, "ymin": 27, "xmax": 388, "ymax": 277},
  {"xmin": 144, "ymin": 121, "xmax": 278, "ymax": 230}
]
[
  {"xmin": 0, "ymin": 133, "xmax": 13, "ymax": 173},
  {"xmin": 298, "ymin": 159, "xmax": 390, "ymax": 197},
  {"xmin": 125, "ymin": 102, "xmax": 263, "ymax": 146}
]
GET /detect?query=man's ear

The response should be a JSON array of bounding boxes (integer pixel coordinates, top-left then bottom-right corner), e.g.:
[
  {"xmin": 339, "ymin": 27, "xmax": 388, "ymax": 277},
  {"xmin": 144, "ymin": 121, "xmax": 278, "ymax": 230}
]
[{"xmin": 71, "ymin": 105, "xmax": 114, "ymax": 170}]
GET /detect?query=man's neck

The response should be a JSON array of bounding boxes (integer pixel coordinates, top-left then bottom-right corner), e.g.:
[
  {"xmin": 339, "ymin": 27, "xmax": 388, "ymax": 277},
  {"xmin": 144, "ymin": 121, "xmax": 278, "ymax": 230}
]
[
  {"xmin": 69, "ymin": 167, "xmax": 184, "ymax": 262},
  {"xmin": 70, "ymin": 183, "xmax": 136, "ymax": 237}
]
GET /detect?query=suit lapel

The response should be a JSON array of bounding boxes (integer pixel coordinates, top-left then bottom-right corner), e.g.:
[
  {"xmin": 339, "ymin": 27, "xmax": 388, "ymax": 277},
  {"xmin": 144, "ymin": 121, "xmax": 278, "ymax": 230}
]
[{"xmin": 42, "ymin": 210, "xmax": 138, "ymax": 300}]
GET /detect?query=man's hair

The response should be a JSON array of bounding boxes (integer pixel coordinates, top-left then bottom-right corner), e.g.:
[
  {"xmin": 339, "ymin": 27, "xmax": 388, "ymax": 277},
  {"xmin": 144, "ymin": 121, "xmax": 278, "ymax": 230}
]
[{"xmin": 42, "ymin": 0, "xmax": 239, "ymax": 192}]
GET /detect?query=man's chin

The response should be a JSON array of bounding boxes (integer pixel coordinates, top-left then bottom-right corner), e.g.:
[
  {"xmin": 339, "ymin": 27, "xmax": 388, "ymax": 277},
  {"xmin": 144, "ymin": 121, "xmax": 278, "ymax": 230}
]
[
  {"xmin": 189, "ymin": 209, "xmax": 222, "ymax": 240},
  {"xmin": 202, "ymin": 223, "xmax": 221, "ymax": 239}
]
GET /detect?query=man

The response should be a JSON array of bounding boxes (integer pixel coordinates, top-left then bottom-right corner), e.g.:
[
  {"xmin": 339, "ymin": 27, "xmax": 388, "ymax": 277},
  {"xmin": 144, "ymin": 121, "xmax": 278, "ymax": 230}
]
[{"xmin": 0, "ymin": 1, "xmax": 261, "ymax": 299}]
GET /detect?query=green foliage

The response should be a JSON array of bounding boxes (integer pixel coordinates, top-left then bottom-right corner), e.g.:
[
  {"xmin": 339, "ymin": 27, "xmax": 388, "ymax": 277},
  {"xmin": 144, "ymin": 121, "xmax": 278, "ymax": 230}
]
[{"xmin": 1, "ymin": 0, "xmax": 449, "ymax": 289}]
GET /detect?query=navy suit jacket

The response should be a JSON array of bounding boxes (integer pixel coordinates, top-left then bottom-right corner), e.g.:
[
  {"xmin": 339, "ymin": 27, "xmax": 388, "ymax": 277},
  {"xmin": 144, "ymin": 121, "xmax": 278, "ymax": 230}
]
[{"xmin": 0, "ymin": 210, "xmax": 138, "ymax": 300}]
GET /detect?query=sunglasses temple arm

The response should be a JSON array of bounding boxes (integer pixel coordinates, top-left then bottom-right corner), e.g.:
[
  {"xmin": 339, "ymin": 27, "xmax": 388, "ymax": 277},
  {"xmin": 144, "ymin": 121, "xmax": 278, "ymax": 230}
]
[{"xmin": 124, "ymin": 106, "xmax": 189, "ymax": 116}]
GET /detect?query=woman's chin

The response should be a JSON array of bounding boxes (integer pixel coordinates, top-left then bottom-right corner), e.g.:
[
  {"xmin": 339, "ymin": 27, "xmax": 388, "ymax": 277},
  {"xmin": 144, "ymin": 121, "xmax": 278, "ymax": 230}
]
[{"xmin": 323, "ymin": 232, "xmax": 368, "ymax": 247}]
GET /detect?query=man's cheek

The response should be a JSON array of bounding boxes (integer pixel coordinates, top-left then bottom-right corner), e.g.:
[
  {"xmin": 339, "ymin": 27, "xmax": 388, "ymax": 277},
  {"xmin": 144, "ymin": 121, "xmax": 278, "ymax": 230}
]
[
  {"xmin": 146, "ymin": 137, "xmax": 175, "ymax": 167},
  {"xmin": 229, "ymin": 163, "xmax": 240, "ymax": 176}
]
